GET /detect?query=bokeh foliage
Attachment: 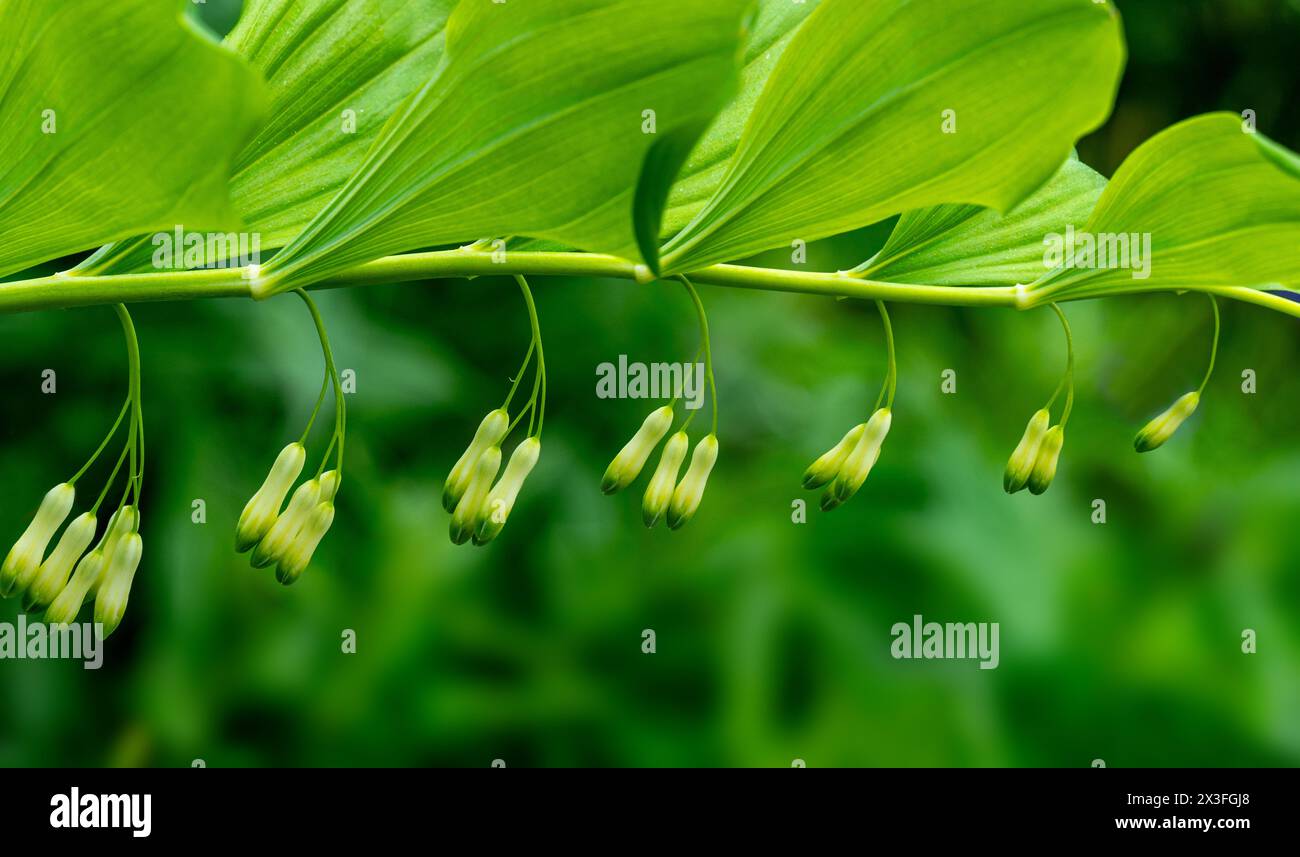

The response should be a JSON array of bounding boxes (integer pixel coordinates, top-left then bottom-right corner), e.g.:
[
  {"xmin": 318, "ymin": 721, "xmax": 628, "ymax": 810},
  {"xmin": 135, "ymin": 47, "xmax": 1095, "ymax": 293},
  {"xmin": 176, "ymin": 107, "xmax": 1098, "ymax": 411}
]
[{"xmin": 1, "ymin": 0, "xmax": 1298, "ymax": 767}]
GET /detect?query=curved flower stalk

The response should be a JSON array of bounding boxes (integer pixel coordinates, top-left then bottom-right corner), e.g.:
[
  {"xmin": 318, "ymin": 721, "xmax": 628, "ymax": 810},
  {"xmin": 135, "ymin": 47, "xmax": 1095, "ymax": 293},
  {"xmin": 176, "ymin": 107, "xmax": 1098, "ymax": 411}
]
[
  {"xmin": 805, "ymin": 301, "xmax": 896, "ymax": 512},
  {"xmin": 235, "ymin": 290, "xmax": 346, "ymax": 585},
  {"xmin": 1133, "ymin": 296, "xmax": 1220, "ymax": 453},
  {"xmin": 604, "ymin": 276, "xmax": 721, "ymax": 530},
  {"xmin": 2, "ymin": 305, "xmax": 147, "ymax": 637},
  {"xmin": 443, "ymin": 275, "xmax": 547, "ymax": 547},
  {"xmin": 1004, "ymin": 304, "xmax": 1074, "ymax": 496}
]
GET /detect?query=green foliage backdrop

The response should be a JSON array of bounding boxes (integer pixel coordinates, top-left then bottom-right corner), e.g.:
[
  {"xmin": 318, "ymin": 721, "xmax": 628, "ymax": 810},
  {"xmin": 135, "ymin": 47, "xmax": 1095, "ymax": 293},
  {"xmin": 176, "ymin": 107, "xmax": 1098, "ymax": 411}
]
[{"xmin": 1, "ymin": 0, "xmax": 1298, "ymax": 767}]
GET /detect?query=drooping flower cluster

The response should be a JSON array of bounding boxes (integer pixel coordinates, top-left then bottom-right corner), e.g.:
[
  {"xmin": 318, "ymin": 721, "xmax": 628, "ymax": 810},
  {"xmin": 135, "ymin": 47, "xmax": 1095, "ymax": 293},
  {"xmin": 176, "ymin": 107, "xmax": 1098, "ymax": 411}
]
[
  {"xmin": 602, "ymin": 405, "xmax": 719, "ymax": 530},
  {"xmin": 804, "ymin": 407, "xmax": 893, "ymax": 511},
  {"xmin": 1, "ymin": 305, "xmax": 146, "ymax": 637},
  {"xmin": 441, "ymin": 276, "xmax": 546, "ymax": 547},
  {"xmin": 234, "ymin": 290, "xmax": 345, "ymax": 585}
]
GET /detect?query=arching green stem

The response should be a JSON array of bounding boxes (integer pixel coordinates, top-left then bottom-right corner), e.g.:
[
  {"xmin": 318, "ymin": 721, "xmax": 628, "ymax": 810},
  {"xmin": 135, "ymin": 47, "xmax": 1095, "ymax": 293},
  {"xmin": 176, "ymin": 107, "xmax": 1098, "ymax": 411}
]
[
  {"xmin": 677, "ymin": 276, "xmax": 717, "ymax": 436},
  {"xmin": 1045, "ymin": 303, "xmax": 1075, "ymax": 426},
  {"xmin": 872, "ymin": 300, "xmax": 897, "ymax": 412},
  {"xmin": 1199, "ymin": 294, "xmax": 1221, "ymax": 395}
]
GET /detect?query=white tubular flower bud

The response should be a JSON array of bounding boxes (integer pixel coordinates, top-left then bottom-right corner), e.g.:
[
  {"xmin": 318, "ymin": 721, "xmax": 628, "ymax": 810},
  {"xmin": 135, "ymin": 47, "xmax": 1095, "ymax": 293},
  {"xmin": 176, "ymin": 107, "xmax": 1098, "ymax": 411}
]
[
  {"xmin": 275, "ymin": 501, "xmax": 336, "ymax": 586},
  {"xmin": 251, "ymin": 477, "xmax": 323, "ymax": 569},
  {"xmin": 474, "ymin": 438, "xmax": 542, "ymax": 546},
  {"xmin": 23, "ymin": 512, "xmax": 97, "ymax": 612},
  {"xmin": 1027, "ymin": 425, "xmax": 1066, "ymax": 495},
  {"xmin": 444, "ymin": 410, "xmax": 509, "ymax": 513},
  {"xmin": 1004, "ymin": 408, "xmax": 1051, "ymax": 494},
  {"xmin": 236, "ymin": 443, "xmax": 306, "ymax": 552},
  {"xmin": 1, "ymin": 483, "xmax": 75, "ymax": 598},
  {"xmin": 450, "ymin": 447, "xmax": 501, "ymax": 545},
  {"xmin": 45, "ymin": 548, "xmax": 104, "ymax": 626},
  {"xmin": 803, "ymin": 423, "xmax": 866, "ymax": 490},
  {"xmin": 1134, "ymin": 391, "xmax": 1200, "ymax": 453},
  {"xmin": 667, "ymin": 434, "xmax": 719, "ymax": 531},
  {"xmin": 828, "ymin": 408, "xmax": 892, "ymax": 507},
  {"xmin": 93, "ymin": 532, "xmax": 143, "ymax": 638},
  {"xmin": 602, "ymin": 406, "xmax": 674, "ymax": 495},
  {"xmin": 642, "ymin": 431, "xmax": 689, "ymax": 528}
]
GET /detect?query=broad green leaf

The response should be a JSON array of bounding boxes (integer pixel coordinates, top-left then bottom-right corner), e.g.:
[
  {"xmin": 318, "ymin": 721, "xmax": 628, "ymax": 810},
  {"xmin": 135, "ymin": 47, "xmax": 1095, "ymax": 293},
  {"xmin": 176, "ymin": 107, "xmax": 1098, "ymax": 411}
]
[
  {"xmin": 0, "ymin": 0, "xmax": 267, "ymax": 279},
  {"xmin": 75, "ymin": 0, "xmax": 456, "ymax": 276},
  {"xmin": 659, "ymin": 0, "xmax": 1125, "ymax": 274},
  {"xmin": 660, "ymin": 0, "xmax": 822, "ymax": 238},
  {"xmin": 853, "ymin": 156, "xmax": 1108, "ymax": 286},
  {"xmin": 1025, "ymin": 113, "xmax": 1300, "ymax": 302},
  {"xmin": 256, "ymin": 0, "xmax": 751, "ymax": 296}
]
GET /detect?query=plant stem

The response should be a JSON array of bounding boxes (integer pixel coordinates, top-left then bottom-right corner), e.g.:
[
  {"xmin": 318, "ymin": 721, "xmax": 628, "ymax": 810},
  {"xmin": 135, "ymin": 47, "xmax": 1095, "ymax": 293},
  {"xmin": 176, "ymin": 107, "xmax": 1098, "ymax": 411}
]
[
  {"xmin": 678, "ymin": 276, "xmax": 718, "ymax": 436},
  {"xmin": 873, "ymin": 300, "xmax": 897, "ymax": 411},
  {"xmin": 2, "ymin": 251, "xmax": 1297, "ymax": 319},
  {"xmin": 1199, "ymin": 294, "xmax": 1221, "ymax": 395},
  {"xmin": 294, "ymin": 290, "xmax": 346, "ymax": 477},
  {"xmin": 1046, "ymin": 303, "xmax": 1075, "ymax": 426}
]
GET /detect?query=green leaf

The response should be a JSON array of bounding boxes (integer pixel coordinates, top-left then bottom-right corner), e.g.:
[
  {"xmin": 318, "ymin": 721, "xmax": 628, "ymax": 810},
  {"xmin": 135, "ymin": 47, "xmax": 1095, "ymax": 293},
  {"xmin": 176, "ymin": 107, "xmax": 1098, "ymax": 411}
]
[
  {"xmin": 854, "ymin": 156, "xmax": 1108, "ymax": 286},
  {"xmin": 256, "ymin": 0, "xmax": 751, "ymax": 297},
  {"xmin": 660, "ymin": 0, "xmax": 822, "ymax": 238},
  {"xmin": 75, "ymin": 0, "xmax": 456, "ymax": 276},
  {"xmin": 1025, "ymin": 113, "xmax": 1300, "ymax": 303},
  {"xmin": 660, "ymin": 0, "xmax": 1125, "ymax": 274},
  {"xmin": 0, "ymin": 0, "xmax": 267, "ymax": 279}
]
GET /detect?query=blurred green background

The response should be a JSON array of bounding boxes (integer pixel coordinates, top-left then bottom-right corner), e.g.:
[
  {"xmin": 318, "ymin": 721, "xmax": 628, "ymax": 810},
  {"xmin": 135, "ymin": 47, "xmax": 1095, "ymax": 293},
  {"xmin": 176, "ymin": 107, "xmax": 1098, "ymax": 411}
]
[{"xmin": 2, "ymin": 0, "xmax": 1299, "ymax": 768}]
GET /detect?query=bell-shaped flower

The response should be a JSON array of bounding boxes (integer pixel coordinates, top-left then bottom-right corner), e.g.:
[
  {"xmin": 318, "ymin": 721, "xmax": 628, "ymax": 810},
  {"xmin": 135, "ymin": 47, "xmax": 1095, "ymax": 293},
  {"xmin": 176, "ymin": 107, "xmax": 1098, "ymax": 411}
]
[
  {"xmin": 601, "ymin": 406, "xmax": 674, "ymax": 495},
  {"xmin": 1, "ymin": 483, "xmax": 75, "ymax": 598},
  {"xmin": 443, "ymin": 409, "xmax": 509, "ymax": 512},
  {"xmin": 450, "ymin": 446, "xmax": 502, "ymax": 545},
  {"xmin": 1134, "ymin": 391, "xmax": 1200, "ymax": 453},
  {"xmin": 826, "ymin": 408, "xmax": 892, "ymax": 509},
  {"xmin": 803, "ymin": 423, "xmax": 866, "ymax": 490},
  {"xmin": 275, "ymin": 501, "xmax": 336, "ymax": 586},
  {"xmin": 474, "ymin": 438, "xmax": 541, "ymax": 546},
  {"xmin": 643, "ymin": 431, "xmax": 689, "ymax": 528},
  {"xmin": 236, "ymin": 443, "xmax": 306, "ymax": 552},
  {"xmin": 251, "ymin": 477, "xmax": 322, "ymax": 569},
  {"xmin": 1004, "ymin": 409, "xmax": 1051, "ymax": 494},
  {"xmin": 23, "ymin": 512, "xmax": 97, "ymax": 611},
  {"xmin": 1027, "ymin": 426, "xmax": 1066, "ymax": 495},
  {"xmin": 667, "ymin": 434, "xmax": 719, "ymax": 530},
  {"xmin": 93, "ymin": 532, "xmax": 144, "ymax": 637}
]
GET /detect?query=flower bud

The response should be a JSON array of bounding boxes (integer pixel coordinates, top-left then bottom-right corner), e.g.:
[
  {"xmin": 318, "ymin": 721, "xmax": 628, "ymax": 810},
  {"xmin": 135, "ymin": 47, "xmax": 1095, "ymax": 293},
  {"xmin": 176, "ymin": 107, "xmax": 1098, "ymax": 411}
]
[
  {"xmin": 87, "ymin": 506, "xmax": 138, "ymax": 601},
  {"xmin": 45, "ymin": 548, "xmax": 103, "ymax": 626},
  {"xmin": 474, "ymin": 438, "xmax": 541, "ymax": 546},
  {"xmin": 23, "ymin": 512, "xmax": 97, "ymax": 612},
  {"xmin": 1004, "ymin": 408, "xmax": 1051, "ymax": 494},
  {"xmin": 1134, "ymin": 391, "xmax": 1200, "ymax": 453},
  {"xmin": 93, "ymin": 532, "xmax": 143, "ymax": 638},
  {"xmin": 803, "ymin": 423, "xmax": 866, "ymax": 490},
  {"xmin": 829, "ymin": 408, "xmax": 892, "ymax": 506},
  {"xmin": 643, "ymin": 431, "xmax": 689, "ymax": 528},
  {"xmin": 236, "ymin": 443, "xmax": 306, "ymax": 552},
  {"xmin": 251, "ymin": 478, "xmax": 321, "ymax": 569},
  {"xmin": 602, "ymin": 406, "xmax": 674, "ymax": 495},
  {"xmin": 450, "ymin": 446, "xmax": 501, "ymax": 545},
  {"xmin": 443, "ymin": 410, "xmax": 509, "ymax": 512},
  {"xmin": 319, "ymin": 470, "xmax": 341, "ymax": 503},
  {"xmin": 275, "ymin": 501, "xmax": 335, "ymax": 586},
  {"xmin": 1, "ymin": 483, "xmax": 75, "ymax": 598},
  {"xmin": 1027, "ymin": 425, "xmax": 1065, "ymax": 495},
  {"xmin": 667, "ymin": 434, "xmax": 719, "ymax": 530}
]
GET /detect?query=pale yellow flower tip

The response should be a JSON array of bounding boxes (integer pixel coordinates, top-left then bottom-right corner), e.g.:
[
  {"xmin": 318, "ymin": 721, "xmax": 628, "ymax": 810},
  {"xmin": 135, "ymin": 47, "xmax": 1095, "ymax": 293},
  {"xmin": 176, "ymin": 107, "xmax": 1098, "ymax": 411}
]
[
  {"xmin": 23, "ymin": 512, "xmax": 97, "ymax": 612},
  {"xmin": 443, "ymin": 410, "xmax": 509, "ymax": 513},
  {"xmin": 1, "ymin": 482, "xmax": 75, "ymax": 598},
  {"xmin": 1027, "ymin": 425, "xmax": 1066, "ymax": 495},
  {"xmin": 829, "ymin": 408, "xmax": 892, "ymax": 506},
  {"xmin": 450, "ymin": 446, "xmax": 501, "ymax": 545},
  {"xmin": 1134, "ymin": 391, "xmax": 1200, "ymax": 453},
  {"xmin": 275, "ymin": 501, "xmax": 336, "ymax": 586},
  {"xmin": 1004, "ymin": 408, "xmax": 1051, "ymax": 494},
  {"xmin": 474, "ymin": 438, "xmax": 542, "ymax": 546},
  {"xmin": 236, "ymin": 443, "xmax": 306, "ymax": 553},
  {"xmin": 643, "ymin": 431, "xmax": 689, "ymax": 528},
  {"xmin": 93, "ymin": 532, "xmax": 143, "ymax": 638},
  {"xmin": 667, "ymin": 434, "xmax": 719, "ymax": 531},
  {"xmin": 803, "ymin": 423, "xmax": 866, "ymax": 490},
  {"xmin": 251, "ymin": 478, "xmax": 322, "ymax": 569}
]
